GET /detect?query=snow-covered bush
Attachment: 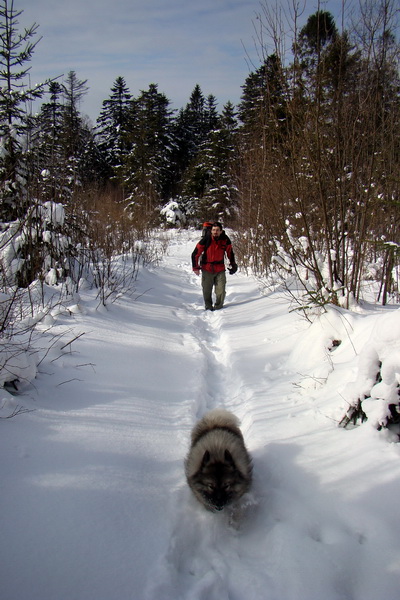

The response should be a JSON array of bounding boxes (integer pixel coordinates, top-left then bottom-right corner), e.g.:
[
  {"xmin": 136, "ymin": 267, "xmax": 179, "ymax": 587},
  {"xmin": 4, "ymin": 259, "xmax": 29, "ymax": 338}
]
[
  {"xmin": 160, "ymin": 199, "xmax": 186, "ymax": 227},
  {"xmin": 0, "ymin": 337, "xmax": 37, "ymax": 390},
  {"xmin": 0, "ymin": 200, "xmax": 71, "ymax": 290},
  {"xmin": 339, "ymin": 310, "xmax": 400, "ymax": 438}
]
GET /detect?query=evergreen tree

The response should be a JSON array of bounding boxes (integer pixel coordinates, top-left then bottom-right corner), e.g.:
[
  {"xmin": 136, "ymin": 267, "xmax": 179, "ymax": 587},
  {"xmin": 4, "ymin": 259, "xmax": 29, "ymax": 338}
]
[
  {"xmin": 181, "ymin": 101, "xmax": 239, "ymax": 222},
  {"xmin": 238, "ymin": 54, "xmax": 287, "ymax": 143},
  {"xmin": 238, "ymin": 63, "xmax": 267, "ymax": 129},
  {"xmin": 205, "ymin": 94, "xmax": 219, "ymax": 131},
  {"xmin": 61, "ymin": 71, "xmax": 88, "ymax": 159},
  {"xmin": 121, "ymin": 83, "xmax": 173, "ymax": 220},
  {"xmin": 184, "ymin": 84, "xmax": 209, "ymax": 158},
  {"xmin": 60, "ymin": 71, "xmax": 99, "ymax": 192},
  {"xmin": 0, "ymin": 0, "xmax": 47, "ymax": 219},
  {"xmin": 293, "ymin": 10, "xmax": 354, "ymax": 108},
  {"xmin": 208, "ymin": 101, "xmax": 239, "ymax": 220},
  {"xmin": 297, "ymin": 10, "xmax": 338, "ymax": 58},
  {"xmin": 30, "ymin": 81, "xmax": 65, "ymax": 202},
  {"xmin": 169, "ymin": 84, "xmax": 209, "ymax": 191},
  {"xmin": 31, "ymin": 71, "xmax": 101, "ymax": 200},
  {"xmin": 168, "ymin": 107, "xmax": 191, "ymax": 195},
  {"xmin": 96, "ymin": 76, "xmax": 132, "ymax": 175}
]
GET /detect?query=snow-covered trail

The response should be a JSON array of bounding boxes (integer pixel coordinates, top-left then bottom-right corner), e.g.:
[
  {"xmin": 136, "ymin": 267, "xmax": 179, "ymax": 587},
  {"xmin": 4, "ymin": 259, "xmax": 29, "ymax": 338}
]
[{"xmin": 1, "ymin": 231, "xmax": 400, "ymax": 600}]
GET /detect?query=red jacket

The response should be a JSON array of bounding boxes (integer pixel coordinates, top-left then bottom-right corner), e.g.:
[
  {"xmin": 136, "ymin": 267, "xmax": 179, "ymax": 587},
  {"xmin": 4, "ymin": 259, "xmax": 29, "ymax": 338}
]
[{"xmin": 191, "ymin": 231, "xmax": 235, "ymax": 274}]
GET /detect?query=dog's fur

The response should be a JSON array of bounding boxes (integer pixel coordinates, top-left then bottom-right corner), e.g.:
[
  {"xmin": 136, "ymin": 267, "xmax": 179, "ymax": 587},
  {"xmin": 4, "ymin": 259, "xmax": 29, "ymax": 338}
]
[{"xmin": 185, "ymin": 409, "xmax": 252, "ymax": 512}]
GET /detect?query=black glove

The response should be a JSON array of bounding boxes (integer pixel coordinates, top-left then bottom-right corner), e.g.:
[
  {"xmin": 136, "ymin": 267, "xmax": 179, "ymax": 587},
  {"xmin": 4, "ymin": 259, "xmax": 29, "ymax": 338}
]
[{"xmin": 228, "ymin": 263, "xmax": 238, "ymax": 274}]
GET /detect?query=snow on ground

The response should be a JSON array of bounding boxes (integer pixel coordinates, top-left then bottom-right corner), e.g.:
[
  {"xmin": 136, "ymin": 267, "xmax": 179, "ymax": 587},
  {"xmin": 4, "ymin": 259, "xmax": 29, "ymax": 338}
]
[{"xmin": 1, "ymin": 230, "xmax": 400, "ymax": 600}]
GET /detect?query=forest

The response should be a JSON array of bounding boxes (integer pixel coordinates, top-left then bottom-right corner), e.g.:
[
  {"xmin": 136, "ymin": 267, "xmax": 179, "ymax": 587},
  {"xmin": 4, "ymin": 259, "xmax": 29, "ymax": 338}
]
[{"xmin": 0, "ymin": 0, "xmax": 399, "ymax": 333}]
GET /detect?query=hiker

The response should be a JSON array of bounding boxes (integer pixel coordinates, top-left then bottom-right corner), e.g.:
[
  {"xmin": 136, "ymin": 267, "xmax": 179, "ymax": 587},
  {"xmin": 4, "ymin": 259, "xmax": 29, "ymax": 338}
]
[{"xmin": 191, "ymin": 222, "xmax": 238, "ymax": 311}]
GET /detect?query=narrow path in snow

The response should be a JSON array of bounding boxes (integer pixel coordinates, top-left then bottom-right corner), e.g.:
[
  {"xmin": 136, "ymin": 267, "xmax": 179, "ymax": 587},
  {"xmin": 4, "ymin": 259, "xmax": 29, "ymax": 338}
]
[{"xmin": 146, "ymin": 237, "xmax": 308, "ymax": 600}]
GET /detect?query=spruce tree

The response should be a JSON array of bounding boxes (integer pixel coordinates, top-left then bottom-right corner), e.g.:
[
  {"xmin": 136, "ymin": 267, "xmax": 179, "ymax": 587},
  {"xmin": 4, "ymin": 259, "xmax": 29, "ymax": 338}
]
[
  {"xmin": 238, "ymin": 64, "xmax": 267, "ymax": 129},
  {"xmin": 181, "ymin": 101, "xmax": 239, "ymax": 222},
  {"xmin": 30, "ymin": 81, "xmax": 65, "ymax": 202},
  {"xmin": 205, "ymin": 94, "xmax": 219, "ymax": 132},
  {"xmin": 184, "ymin": 84, "xmax": 208, "ymax": 158},
  {"xmin": 61, "ymin": 71, "xmax": 88, "ymax": 159},
  {"xmin": 60, "ymin": 71, "xmax": 99, "ymax": 193},
  {"xmin": 31, "ymin": 75, "xmax": 101, "ymax": 200},
  {"xmin": 171, "ymin": 85, "xmax": 227, "ymax": 215},
  {"xmin": 170, "ymin": 84, "xmax": 208, "ymax": 185},
  {"xmin": 97, "ymin": 76, "xmax": 132, "ymax": 176},
  {"xmin": 208, "ymin": 101, "xmax": 239, "ymax": 221},
  {"xmin": 121, "ymin": 83, "xmax": 173, "ymax": 221},
  {"xmin": 0, "ymin": 0, "xmax": 47, "ymax": 219}
]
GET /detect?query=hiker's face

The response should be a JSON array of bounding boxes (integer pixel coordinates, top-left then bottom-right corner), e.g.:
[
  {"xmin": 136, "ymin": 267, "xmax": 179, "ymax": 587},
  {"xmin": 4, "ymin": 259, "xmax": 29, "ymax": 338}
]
[{"xmin": 212, "ymin": 226, "xmax": 221, "ymax": 239}]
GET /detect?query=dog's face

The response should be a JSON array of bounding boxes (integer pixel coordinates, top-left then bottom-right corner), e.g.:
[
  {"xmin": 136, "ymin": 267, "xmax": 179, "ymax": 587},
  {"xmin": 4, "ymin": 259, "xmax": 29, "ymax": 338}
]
[{"xmin": 191, "ymin": 449, "xmax": 246, "ymax": 511}]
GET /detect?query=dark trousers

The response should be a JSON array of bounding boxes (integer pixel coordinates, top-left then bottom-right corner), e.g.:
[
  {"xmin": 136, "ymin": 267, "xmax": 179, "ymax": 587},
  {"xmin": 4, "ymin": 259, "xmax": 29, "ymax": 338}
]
[{"xmin": 201, "ymin": 270, "xmax": 226, "ymax": 310}]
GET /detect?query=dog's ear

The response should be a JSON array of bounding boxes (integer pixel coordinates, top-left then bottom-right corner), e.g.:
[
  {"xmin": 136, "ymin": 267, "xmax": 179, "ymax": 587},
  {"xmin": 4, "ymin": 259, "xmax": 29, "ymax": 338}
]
[
  {"xmin": 201, "ymin": 450, "xmax": 211, "ymax": 467},
  {"xmin": 224, "ymin": 449, "xmax": 235, "ymax": 466}
]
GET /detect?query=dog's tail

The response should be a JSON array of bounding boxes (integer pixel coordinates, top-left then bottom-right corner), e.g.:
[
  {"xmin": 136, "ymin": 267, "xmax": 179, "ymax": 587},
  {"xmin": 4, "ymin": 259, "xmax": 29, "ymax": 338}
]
[{"xmin": 191, "ymin": 409, "xmax": 242, "ymax": 445}]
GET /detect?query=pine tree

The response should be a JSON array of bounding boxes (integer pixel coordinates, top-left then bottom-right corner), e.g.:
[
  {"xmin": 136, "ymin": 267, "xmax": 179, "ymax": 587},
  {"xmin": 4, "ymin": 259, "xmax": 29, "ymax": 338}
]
[
  {"xmin": 169, "ymin": 84, "xmax": 209, "ymax": 189},
  {"xmin": 238, "ymin": 64, "xmax": 267, "ymax": 130},
  {"xmin": 96, "ymin": 76, "xmax": 132, "ymax": 176},
  {"xmin": 205, "ymin": 94, "xmax": 219, "ymax": 132},
  {"xmin": 30, "ymin": 81, "xmax": 65, "ymax": 202},
  {"xmin": 60, "ymin": 71, "xmax": 99, "ymax": 192},
  {"xmin": 121, "ymin": 83, "xmax": 174, "ymax": 221},
  {"xmin": 207, "ymin": 101, "xmax": 239, "ymax": 221},
  {"xmin": 184, "ymin": 84, "xmax": 209, "ymax": 158},
  {"xmin": 0, "ymin": 0, "xmax": 47, "ymax": 219},
  {"xmin": 170, "ymin": 85, "xmax": 232, "ymax": 216},
  {"xmin": 31, "ymin": 73, "xmax": 102, "ymax": 201},
  {"xmin": 238, "ymin": 54, "xmax": 287, "ymax": 143},
  {"xmin": 61, "ymin": 71, "xmax": 88, "ymax": 158},
  {"xmin": 180, "ymin": 101, "xmax": 239, "ymax": 222}
]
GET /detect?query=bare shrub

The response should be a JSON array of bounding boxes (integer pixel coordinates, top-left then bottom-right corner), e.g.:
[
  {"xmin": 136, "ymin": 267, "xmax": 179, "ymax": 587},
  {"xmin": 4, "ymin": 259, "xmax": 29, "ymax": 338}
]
[{"xmin": 236, "ymin": 0, "xmax": 400, "ymax": 307}]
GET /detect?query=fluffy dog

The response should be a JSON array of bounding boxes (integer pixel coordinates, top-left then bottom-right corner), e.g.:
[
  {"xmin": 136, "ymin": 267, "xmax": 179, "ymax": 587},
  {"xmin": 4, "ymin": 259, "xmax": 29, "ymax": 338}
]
[{"xmin": 185, "ymin": 409, "xmax": 252, "ymax": 512}]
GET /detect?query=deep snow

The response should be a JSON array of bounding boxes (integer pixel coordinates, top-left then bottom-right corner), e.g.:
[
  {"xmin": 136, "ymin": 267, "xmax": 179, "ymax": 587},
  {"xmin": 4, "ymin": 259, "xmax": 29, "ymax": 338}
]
[{"xmin": 1, "ymin": 230, "xmax": 400, "ymax": 600}]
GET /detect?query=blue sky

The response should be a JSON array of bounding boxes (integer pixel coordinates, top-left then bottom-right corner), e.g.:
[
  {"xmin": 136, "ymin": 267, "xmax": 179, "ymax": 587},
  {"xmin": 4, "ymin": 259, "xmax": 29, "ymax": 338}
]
[{"xmin": 20, "ymin": 0, "xmax": 348, "ymax": 122}]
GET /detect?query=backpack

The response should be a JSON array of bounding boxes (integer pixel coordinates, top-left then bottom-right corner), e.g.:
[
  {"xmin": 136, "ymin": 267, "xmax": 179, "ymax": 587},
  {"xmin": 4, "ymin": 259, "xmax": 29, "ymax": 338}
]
[
  {"xmin": 201, "ymin": 221, "xmax": 213, "ymax": 239},
  {"xmin": 199, "ymin": 222, "xmax": 213, "ymax": 252}
]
